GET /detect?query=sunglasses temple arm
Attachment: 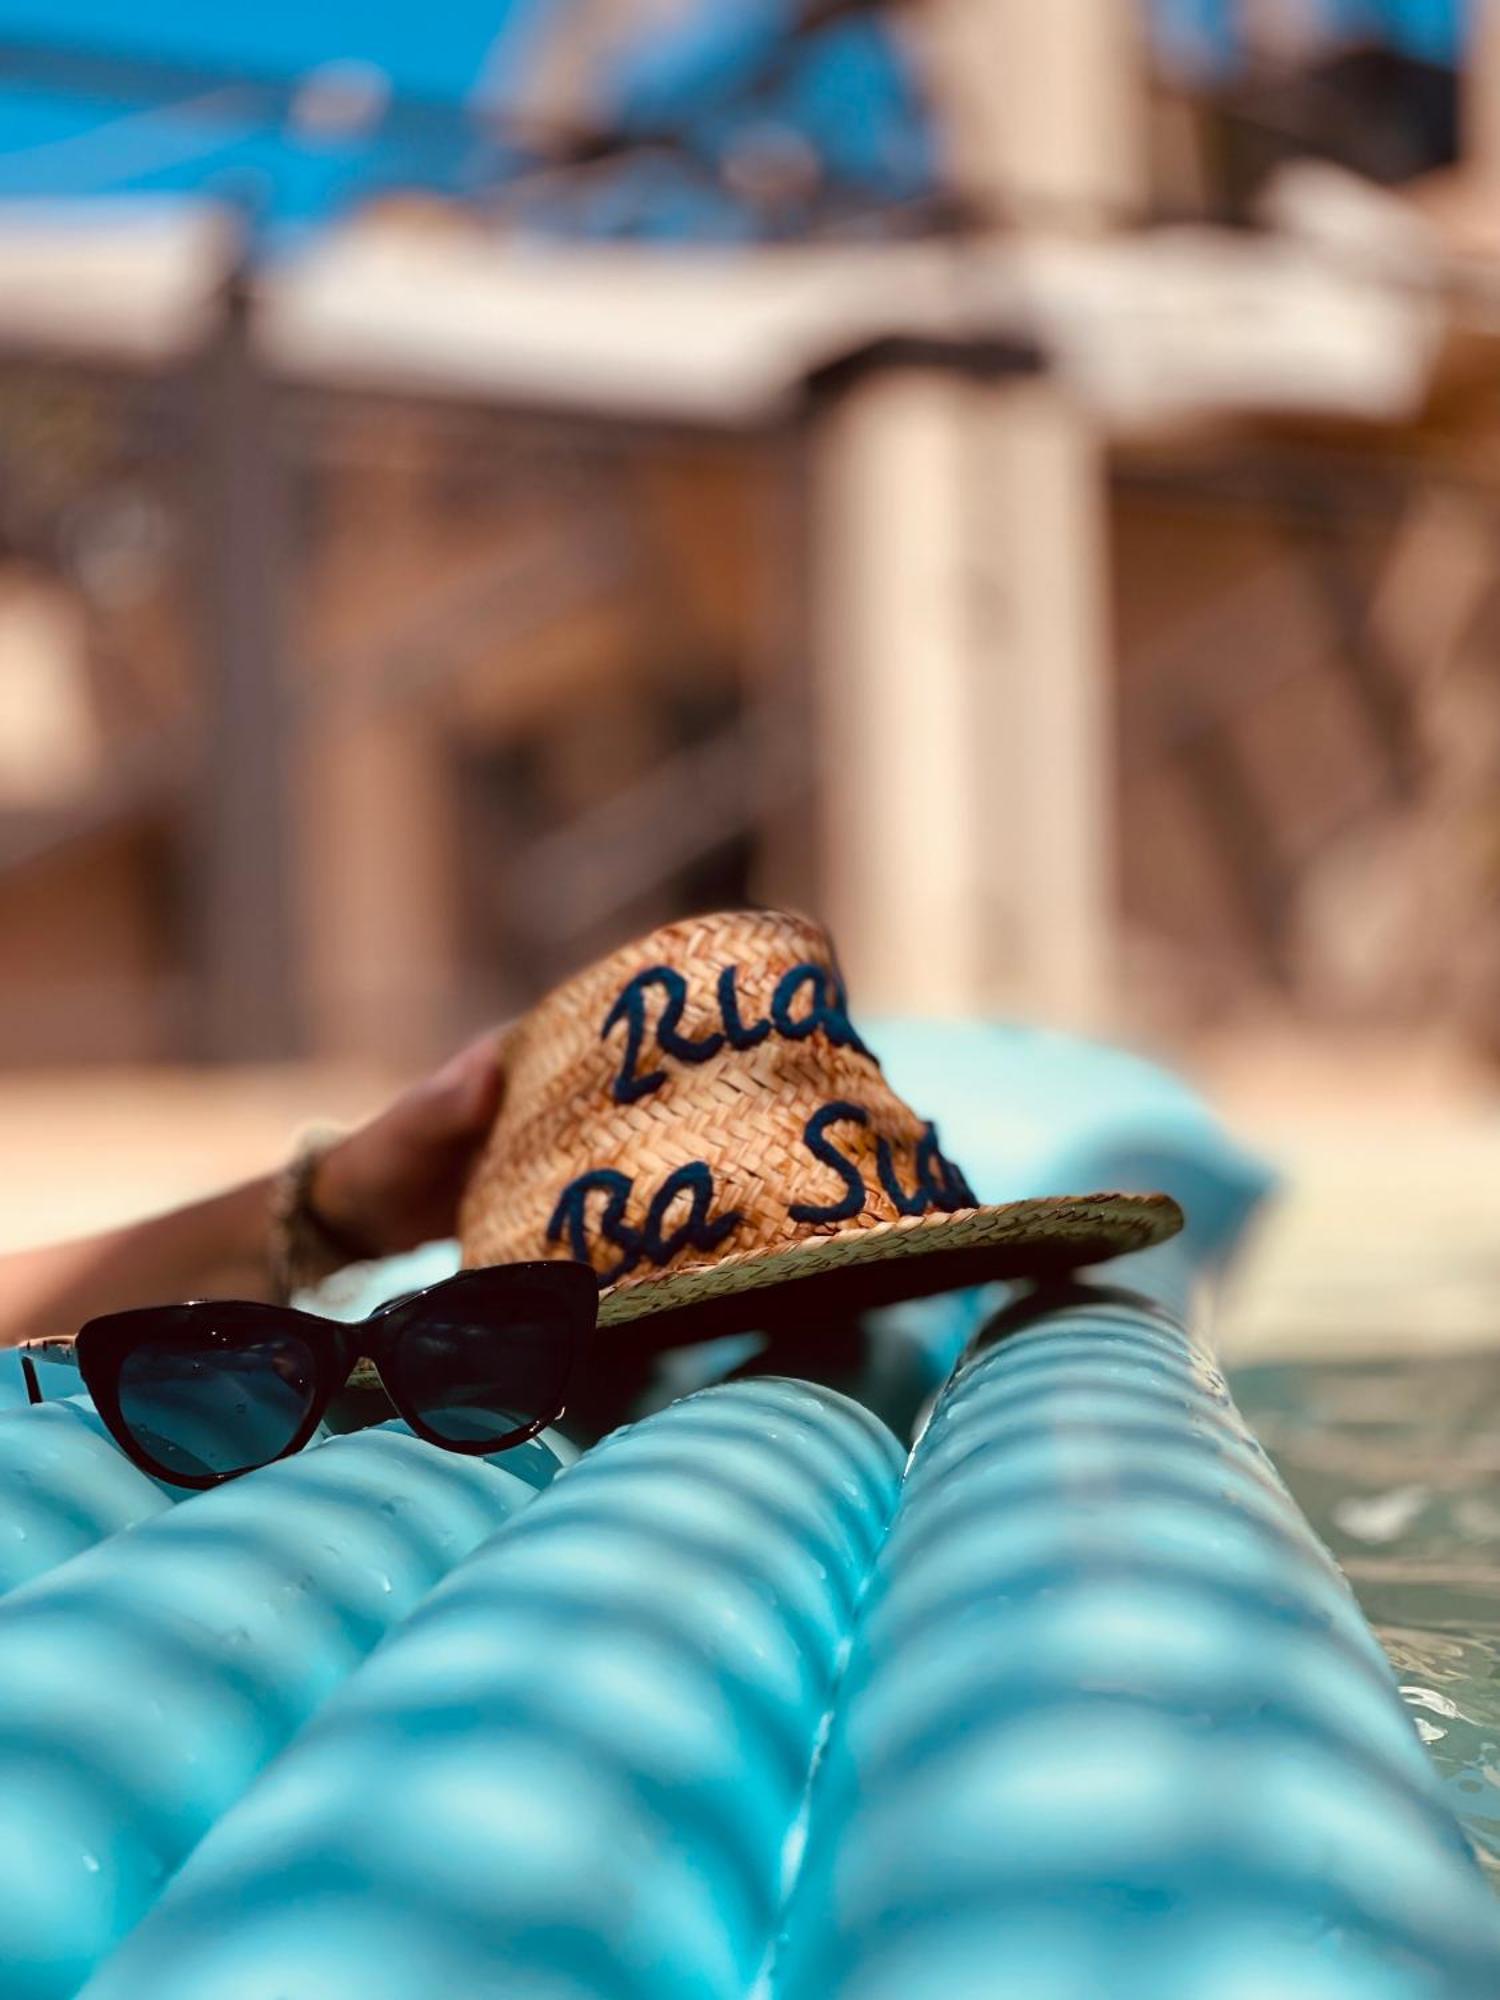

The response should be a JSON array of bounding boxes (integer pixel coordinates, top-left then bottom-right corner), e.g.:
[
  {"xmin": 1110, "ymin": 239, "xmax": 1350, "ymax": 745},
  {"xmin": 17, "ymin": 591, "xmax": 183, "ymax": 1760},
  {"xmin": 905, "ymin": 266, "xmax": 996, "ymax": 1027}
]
[{"xmin": 16, "ymin": 1340, "xmax": 85, "ymax": 1407}]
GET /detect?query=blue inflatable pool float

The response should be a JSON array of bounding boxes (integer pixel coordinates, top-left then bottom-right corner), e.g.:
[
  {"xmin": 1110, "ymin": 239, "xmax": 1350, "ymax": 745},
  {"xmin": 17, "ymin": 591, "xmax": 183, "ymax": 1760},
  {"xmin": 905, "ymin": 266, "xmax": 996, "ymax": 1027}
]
[
  {"xmin": 775, "ymin": 1291, "xmax": 1500, "ymax": 2000},
  {"xmin": 0, "ymin": 1022, "xmax": 1495, "ymax": 1998}
]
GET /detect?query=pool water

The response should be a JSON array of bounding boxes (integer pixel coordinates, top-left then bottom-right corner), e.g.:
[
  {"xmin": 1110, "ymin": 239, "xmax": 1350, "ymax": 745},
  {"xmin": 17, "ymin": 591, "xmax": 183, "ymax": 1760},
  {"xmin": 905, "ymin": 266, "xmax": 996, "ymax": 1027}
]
[{"xmin": 1233, "ymin": 1351, "xmax": 1500, "ymax": 1885}]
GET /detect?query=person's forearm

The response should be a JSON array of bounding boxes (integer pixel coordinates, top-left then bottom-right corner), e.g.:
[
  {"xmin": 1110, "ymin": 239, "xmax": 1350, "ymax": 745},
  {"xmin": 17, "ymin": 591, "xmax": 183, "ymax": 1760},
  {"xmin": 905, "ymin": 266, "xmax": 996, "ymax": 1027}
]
[
  {"xmin": 0, "ymin": 1176, "xmax": 275, "ymax": 1347},
  {"xmin": 0, "ymin": 1031, "xmax": 504, "ymax": 1349}
]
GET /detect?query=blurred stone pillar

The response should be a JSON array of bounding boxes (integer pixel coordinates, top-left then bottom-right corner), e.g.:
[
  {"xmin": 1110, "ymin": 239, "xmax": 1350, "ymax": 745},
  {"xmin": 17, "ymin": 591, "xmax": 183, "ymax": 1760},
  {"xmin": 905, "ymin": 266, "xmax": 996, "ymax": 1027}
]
[
  {"xmin": 813, "ymin": 370, "xmax": 985, "ymax": 1015},
  {"xmin": 968, "ymin": 381, "xmax": 1115, "ymax": 1026},
  {"xmin": 1466, "ymin": 0, "xmax": 1500, "ymax": 188},
  {"xmin": 300, "ymin": 709, "xmax": 463, "ymax": 1067},
  {"xmin": 190, "ymin": 260, "xmax": 302, "ymax": 1062},
  {"xmin": 812, "ymin": 371, "xmax": 1114, "ymax": 1028},
  {"xmin": 925, "ymin": 0, "xmax": 1148, "ymax": 231}
]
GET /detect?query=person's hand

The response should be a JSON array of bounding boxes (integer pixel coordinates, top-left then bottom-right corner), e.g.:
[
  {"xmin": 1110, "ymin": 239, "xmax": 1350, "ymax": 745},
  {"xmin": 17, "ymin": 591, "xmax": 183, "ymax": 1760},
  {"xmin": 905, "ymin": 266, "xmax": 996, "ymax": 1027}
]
[{"xmin": 311, "ymin": 1033, "xmax": 506, "ymax": 1259}]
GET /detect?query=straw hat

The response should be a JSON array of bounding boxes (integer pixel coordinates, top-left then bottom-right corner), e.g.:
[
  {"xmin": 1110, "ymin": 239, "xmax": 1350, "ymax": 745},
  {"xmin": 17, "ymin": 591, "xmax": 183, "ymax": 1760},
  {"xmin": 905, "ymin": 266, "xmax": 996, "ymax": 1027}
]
[{"xmin": 460, "ymin": 909, "xmax": 1182, "ymax": 1343}]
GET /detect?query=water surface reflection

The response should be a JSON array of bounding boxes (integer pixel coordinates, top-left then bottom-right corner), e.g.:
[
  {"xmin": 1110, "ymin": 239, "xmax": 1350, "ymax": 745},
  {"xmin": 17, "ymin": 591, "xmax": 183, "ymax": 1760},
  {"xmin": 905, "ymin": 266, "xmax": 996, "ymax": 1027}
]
[{"xmin": 1234, "ymin": 1353, "xmax": 1500, "ymax": 1884}]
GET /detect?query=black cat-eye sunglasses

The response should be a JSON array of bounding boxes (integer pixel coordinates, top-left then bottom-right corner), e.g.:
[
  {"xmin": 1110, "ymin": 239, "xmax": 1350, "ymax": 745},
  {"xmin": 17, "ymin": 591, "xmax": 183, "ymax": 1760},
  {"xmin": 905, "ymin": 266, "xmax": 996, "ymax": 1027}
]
[{"xmin": 19, "ymin": 1261, "xmax": 596, "ymax": 1489}]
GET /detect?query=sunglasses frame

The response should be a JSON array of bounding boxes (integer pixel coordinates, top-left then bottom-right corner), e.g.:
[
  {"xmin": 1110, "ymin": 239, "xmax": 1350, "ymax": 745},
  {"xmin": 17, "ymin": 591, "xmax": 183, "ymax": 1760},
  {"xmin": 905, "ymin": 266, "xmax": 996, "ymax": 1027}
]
[{"xmin": 37, "ymin": 1260, "xmax": 596, "ymax": 1491}]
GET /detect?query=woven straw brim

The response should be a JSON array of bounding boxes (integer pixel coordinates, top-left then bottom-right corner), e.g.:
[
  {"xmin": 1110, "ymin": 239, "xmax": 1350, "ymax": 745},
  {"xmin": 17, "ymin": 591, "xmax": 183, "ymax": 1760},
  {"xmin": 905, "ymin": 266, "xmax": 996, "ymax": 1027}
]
[{"xmin": 594, "ymin": 1189, "xmax": 1182, "ymax": 1342}]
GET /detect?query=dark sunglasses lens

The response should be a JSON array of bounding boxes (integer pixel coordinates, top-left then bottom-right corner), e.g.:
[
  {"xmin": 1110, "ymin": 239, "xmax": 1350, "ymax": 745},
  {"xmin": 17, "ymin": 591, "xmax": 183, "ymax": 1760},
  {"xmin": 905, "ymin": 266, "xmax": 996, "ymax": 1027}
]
[
  {"xmin": 390, "ymin": 1279, "xmax": 580, "ymax": 1449},
  {"xmin": 116, "ymin": 1320, "xmax": 318, "ymax": 1481}
]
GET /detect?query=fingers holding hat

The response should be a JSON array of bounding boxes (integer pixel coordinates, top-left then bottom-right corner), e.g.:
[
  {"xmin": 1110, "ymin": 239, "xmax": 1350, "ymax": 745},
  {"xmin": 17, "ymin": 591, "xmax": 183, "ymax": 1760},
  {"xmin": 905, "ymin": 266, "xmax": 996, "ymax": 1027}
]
[{"xmin": 314, "ymin": 1027, "xmax": 511, "ymax": 1259}]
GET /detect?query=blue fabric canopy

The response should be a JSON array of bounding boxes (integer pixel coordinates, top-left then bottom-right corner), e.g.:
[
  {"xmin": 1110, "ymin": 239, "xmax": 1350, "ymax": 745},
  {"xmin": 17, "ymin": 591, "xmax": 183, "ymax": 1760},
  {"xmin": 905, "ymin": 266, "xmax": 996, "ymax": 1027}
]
[
  {"xmin": 0, "ymin": 2, "xmax": 1469, "ymax": 233},
  {"xmin": 0, "ymin": 1, "xmax": 939, "ymax": 237},
  {"xmin": 1156, "ymin": 0, "xmax": 1466, "ymax": 78},
  {"xmin": 0, "ymin": 2, "xmax": 502, "ymax": 100}
]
